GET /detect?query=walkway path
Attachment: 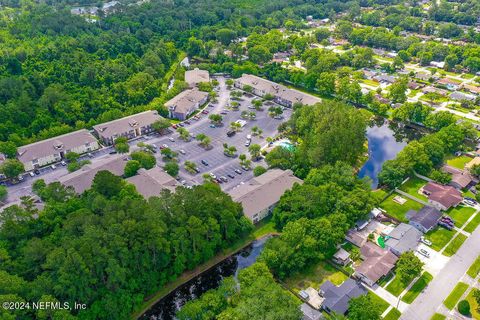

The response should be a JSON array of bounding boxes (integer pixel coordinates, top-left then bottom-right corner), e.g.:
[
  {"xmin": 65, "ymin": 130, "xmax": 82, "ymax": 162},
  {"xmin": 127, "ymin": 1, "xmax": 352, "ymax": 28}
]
[
  {"xmin": 394, "ymin": 189, "xmax": 429, "ymax": 206},
  {"xmin": 368, "ymin": 284, "xmax": 409, "ymax": 313}
]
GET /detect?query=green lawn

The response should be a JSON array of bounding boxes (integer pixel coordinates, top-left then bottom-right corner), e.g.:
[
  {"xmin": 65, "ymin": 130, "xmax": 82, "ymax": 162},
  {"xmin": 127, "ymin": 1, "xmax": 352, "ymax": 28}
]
[
  {"xmin": 425, "ymin": 228, "xmax": 456, "ymax": 251},
  {"xmin": 252, "ymin": 216, "xmax": 277, "ymax": 238},
  {"xmin": 446, "ymin": 155, "xmax": 472, "ymax": 170},
  {"xmin": 284, "ymin": 260, "xmax": 348, "ymax": 291},
  {"xmin": 368, "ymin": 291, "xmax": 390, "ymax": 314},
  {"xmin": 401, "ymin": 272, "xmax": 433, "ymax": 304},
  {"xmin": 466, "ymin": 289, "xmax": 480, "ymax": 320},
  {"xmin": 430, "ymin": 313, "xmax": 446, "ymax": 320},
  {"xmin": 443, "ymin": 233, "xmax": 468, "ymax": 257},
  {"xmin": 443, "ymin": 282, "xmax": 469, "ymax": 310},
  {"xmin": 467, "ymin": 256, "xmax": 480, "ymax": 278},
  {"xmin": 399, "ymin": 176, "xmax": 428, "ymax": 201},
  {"xmin": 383, "ymin": 308, "xmax": 401, "ymax": 320},
  {"xmin": 378, "ymin": 272, "xmax": 394, "ymax": 288},
  {"xmin": 386, "ymin": 276, "xmax": 410, "ymax": 297},
  {"xmin": 464, "ymin": 213, "xmax": 480, "ymax": 233},
  {"xmin": 446, "ymin": 206, "xmax": 476, "ymax": 228},
  {"xmin": 379, "ymin": 193, "xmax": 424, "ymax": 222},
  {"xmin": 362, "ymin": 79, "xmax": 380, "ymax": 87}
]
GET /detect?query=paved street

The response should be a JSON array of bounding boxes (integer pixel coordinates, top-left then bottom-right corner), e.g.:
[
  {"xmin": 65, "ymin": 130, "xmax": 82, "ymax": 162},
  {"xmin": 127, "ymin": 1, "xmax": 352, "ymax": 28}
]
[
  {"xmin": 1, "ymin": 76, "xmax": 289, "ymax": 208},
  {"xmin": 401, "ymin": 224, "xmax": 480, "ymax": 320}
]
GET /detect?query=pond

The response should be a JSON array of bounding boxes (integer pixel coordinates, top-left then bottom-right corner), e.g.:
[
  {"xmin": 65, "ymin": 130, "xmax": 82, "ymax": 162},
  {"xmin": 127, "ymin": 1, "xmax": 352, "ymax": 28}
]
[
  {"xmin": 358, "ymin": 118, "xmax": 421, "ymax": 189},
  {"xmin": 140, "ymin": 237, "xmax": 270, "ymax": 320}
]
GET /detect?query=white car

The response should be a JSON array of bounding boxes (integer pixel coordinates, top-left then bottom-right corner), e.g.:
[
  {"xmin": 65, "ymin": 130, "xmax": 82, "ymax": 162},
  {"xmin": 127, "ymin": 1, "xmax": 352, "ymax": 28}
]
[
  {"xmin": 179, "ymin": 149, "xmax": 186, "ymax": 155},
  {"xmin": 29, "ymin": 171, "xmax": 35, "ymax": 177},
  {"xmin": 417, "ymin": 248, "xmax": 430, "ymax": 258},
  {"xmin": 162, "ymin": 144, "xmax": 168, "ymax": 149},
  {"xmin": 420, "ymin": 237, "xmax": 432, "ymax": 246},
  {"xmin": 209, "ymin": 172, "xmax": 217, "ymax": 179},
  {"xmin": 169, "ymin": 137, "xmax": 175, "ymax": 142},
  {"xmin": 61, "ymin": 160, "xmax": 67, "ymax": 166},
  {"xmin": 51, "ymin": 164, "xmax": 56, "ymax": 170}
]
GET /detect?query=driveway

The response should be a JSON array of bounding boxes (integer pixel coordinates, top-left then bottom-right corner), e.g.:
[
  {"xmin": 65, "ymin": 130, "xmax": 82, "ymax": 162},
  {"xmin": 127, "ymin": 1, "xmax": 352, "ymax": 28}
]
[{"xmin": 401, "ymin": 225, "xmax": 480, "ymax": 320}]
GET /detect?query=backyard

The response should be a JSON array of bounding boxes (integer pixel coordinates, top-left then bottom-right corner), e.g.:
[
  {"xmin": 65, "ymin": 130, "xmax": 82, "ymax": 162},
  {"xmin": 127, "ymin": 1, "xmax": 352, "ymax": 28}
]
[
  {"xmin": 443, "ymin": 282, "xmax": 469, "ymax": 310},
  {"xmin": 445, "ymin": 155, "xmax": 472, "ymax": 170},
  {"xmin": 446, "ymin": 206, "xmax": 476, "ymax": 228},
  {"xmin": 379, "ymin": 193, "xmax": 424, "ymax": 222},
  {"xmin": 399, "ymin": 176, "xmax": 428, "ymax": 201},
  {"xmin": 425, "ymin": 228, "xmax": 456, "ymax": 252},
  {"xmin": 284, "ymin": 260, "xmax": 348, "ymax": 292},
  {"xmin": 443, "ymin": 233, "xmax": 468, "ymax": 257}
]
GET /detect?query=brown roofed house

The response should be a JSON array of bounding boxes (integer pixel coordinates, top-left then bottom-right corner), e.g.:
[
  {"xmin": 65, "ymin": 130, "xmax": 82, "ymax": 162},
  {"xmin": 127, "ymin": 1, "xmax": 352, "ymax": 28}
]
[
  {"xmin": 184, "ymin": 68, "xmax": 210, "ymax": 87},
  {"xmin": 442, "ymin": 165, "xmax": 474, "ymax": 190},
  {"xmin": 165, "ymin": 89, "xmax": 209, "ymax": 121},
  {"xmin": 354, "ymin": 242, "xmax": 398, "ymax": 286},
  {"xmin": 228, "ymin": 169, "xmax": 302, "ymax": 223},
  {"xmin": 126, "ymin": 167, "xmax": 179, "ymax": 199},
  {"xmin": 421, "ymin": 182, "xmax": 463, "ymax": 211}
]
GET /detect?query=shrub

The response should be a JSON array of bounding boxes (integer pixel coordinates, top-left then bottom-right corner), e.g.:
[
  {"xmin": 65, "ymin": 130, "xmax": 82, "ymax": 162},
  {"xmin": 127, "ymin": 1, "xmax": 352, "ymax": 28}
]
[{"xmin": 458, "ymin": 300, "xmax": 470, "ymax": 316}]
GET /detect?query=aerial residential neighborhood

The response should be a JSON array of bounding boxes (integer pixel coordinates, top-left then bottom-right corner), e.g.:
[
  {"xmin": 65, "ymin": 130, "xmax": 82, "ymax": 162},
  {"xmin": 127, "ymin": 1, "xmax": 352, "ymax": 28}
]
[{"xmin": 2, "ymin": 1, "xmax": 480, "ymax": 320}]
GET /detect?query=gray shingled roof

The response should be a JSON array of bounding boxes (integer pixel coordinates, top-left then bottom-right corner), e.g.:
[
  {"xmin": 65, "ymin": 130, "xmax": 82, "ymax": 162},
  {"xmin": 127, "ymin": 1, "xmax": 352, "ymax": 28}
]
[
  {"xmin": 126, "ymin": 167, "xmax": 179, "ymax": 198},
  {"xmin": 93, "ymin": 110, "xmax": 161, "ymax": 140},
  {"xmin": 320, "ymin": 279, "xmax": 367, "ymax": 315},
  {"xmin": 410, "ymin": 206, "xmax": 443, "ymax": 231},
  {"xmin": 385, "ymin": 223, "xmax": 422, "ymax": 254},
  {"xmin": 164, "ymin": 89, "xmax": 209, "ymax": 114}
]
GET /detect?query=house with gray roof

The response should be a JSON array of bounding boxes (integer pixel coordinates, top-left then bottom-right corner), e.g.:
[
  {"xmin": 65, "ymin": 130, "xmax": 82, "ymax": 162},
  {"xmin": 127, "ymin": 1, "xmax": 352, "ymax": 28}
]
[
  {"xmin": 300, "ymin": 303, "xmax": 323, "ymax": 320},
  {"xmin": 450, "ymin": 91, "xmax": 476, "ymax": 102},
  {"xmin": 58, "ymin": 154, "xmax": 129, "ymax": 194},
  {"xmin": 227, "ymin": 169, "xmax": 302, "ymax": 223},
  {"xmin": 165, "ymin": 89, "xmax": 209, "ymax": 121},
  {"xmin": 93, "ymin": 110, "xmax": 162, "ymax": 145},
  {"xmin": 17, "ymin": 129, "xmax": 99, "ymax": 171},
  {"xmin": 185, "ymin": 68, "xmax": 210, "ymax": 87},
  {"xmin": 409, "ymin": 206, "xmax": 443, "ymax": 233},
  {"xmin": 319, "ymin": 279, "xmax": 367, "ymax": 315},
  {"xmin": 385, "ymin": 223, "xmax": 422, "ymax": 256},
  {"xmin": 126, "ymin": 167, "xmax": 179, "ymax": 198}
]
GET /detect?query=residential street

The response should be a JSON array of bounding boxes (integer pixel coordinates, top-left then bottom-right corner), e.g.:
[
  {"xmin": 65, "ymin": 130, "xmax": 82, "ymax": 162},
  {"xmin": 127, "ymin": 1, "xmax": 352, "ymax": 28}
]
[{"xmin": 401, "ymin": 224, "xmax": 480, "ymax": 320}]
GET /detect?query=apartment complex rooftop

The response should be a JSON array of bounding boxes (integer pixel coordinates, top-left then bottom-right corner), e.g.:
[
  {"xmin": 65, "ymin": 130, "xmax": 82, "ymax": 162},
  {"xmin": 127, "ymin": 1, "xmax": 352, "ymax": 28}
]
[
  {"xmin": 17, "ymin": 129, "xmax": 97, "ymax": 163},
  {"xmin": 164, "ymin": 89, "xmax": 209, "ymax": 114},
  {"xmin": 185, "ymin": 68, "xmax": 210, "ymax": 86},
  {"xmin": 126, "ymin": 167, "xmax": 179, "ymax": 198},
  {"xmin": 92, "ymin": 110, "xmax": 161, "ymax": 140},
  {"xmin": 228, "ymin": 169, "xmax": 302, "ymax": 220},
  {"xmin": 58, "ymin": 154, "xmax": 129, "ymax": 193}
]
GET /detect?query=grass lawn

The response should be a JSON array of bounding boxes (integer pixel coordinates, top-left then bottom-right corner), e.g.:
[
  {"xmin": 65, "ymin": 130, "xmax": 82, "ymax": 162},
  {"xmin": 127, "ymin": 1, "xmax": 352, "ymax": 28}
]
[
  {"xmin": 284, "ymin": 260, "xmax": 348, "ymax": 291},
  {"xmin": 464, "ymin": 213, "xmax": 480, "ymax": 233},
  {"xmin": 446, "ymin": 206, "xmax": 476, "ymax": 228},
  {"xmin": 443, "ymin": 233, "xmax": 468, "ymax": 257},
  {"xmin": 425, "ymin": 228, "xmax": 456, "ymax": 251},
  {"xmin": 378, "ymin": 272, "xmax": 394, "ymax": 288},
  {"xmin": 383, "ymin": 308, "xmax": 401, "ymax": 320},
  {"xmin": 401, "ymin": 272, "xmax": 433, "ymax": 304},
  {"xmin": 443, "ymin": 282, "xmax": 469, "ymax": 309},
  {"xmin": 467, "ymin": 256, "xmax": 480, "ymax": 278},
  {"xmin": 430, "ymin": 313, "xmax": 446, "ymax": 320},
  {"xmin": 399, "ymin": 176, "xmax": 428, "ymax": 201},
  {"xmin": 466, "ymin": 289, "xmax": 480, "ymax": 319},
  {"xmin": 408, "ymin": 89, "xmax": 420, "ymax": 97},
  {"xmin": 368, "ymin": 291, "xmax": 390, "ymax": 314},
  {"xmin": 386, "ymin": 276, "xmax": 410, "ymax": 297},
  {"xmin": 362, "ymin": 79, "xmax": 379, "ymax": 87},
  {"xmin": 252, "ymin": 216, "xmax": 277, "ymax": 238},
  {"xmin": 379, "ymin": 193, "xmax": 424, "ymax": 222},
  {"xmin": 446, "ymin": 155, "xmax": 472, "ymax": 170}
]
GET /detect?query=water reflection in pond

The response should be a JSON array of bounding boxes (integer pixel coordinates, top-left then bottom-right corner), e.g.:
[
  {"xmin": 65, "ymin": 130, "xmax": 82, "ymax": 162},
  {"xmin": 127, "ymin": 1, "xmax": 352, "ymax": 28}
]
[
  {"xmin": 358, "ymin": 118, "xmax": 422, "ymax": 189},
  {"xmin": 141, "ymin": 237, "xmax": 270, "ymax": 320}
]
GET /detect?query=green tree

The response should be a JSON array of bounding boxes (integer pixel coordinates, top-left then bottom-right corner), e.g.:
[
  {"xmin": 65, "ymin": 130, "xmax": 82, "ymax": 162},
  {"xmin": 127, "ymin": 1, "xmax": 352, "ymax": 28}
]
[
  {"xmin": 348, "ymin": 295, "xmax": 381, "ymax": 320},
  {"xmin": 184, "ymin": 161, "xmax": 198, "ymax": 174},
  {"xmin": 92, "ymin": 170, "xmax": 124, "ymax": 198},
  {"xmin": 0, "ymin": 141, "xmax": 17, "ymax": 158},
  {"xmin": 0, "ymin": 185, "xmax": 7, "ymax": 202},
  {"xmin": 248, "ymin": 45, "xmax": 272, "ymax": 64},
  {"xmin": 164, "ymin": 162, "xmax": 179, "ymax": 177},
  {"xmin": 114, "ymin": 137, "xmax": 130, "ymax": 154},
  {"xmin": 316, "ymin": 72, "xmax": 336, "ymax": 96},
  {"xmin": 131, "ymin": 151, "xmax": 156, "ymax": 169},
  {"xmin": 396, "ymin": 251, "xmax": 423, "ymax": 284},
  {"xmin": 0, "ymin": 159, "xmax": 24, "ymax": 179},
  {"xmin": 215, "ymin": 28, "xmax": 236, "ymax": 45},
  {"xmin": 430, "ymin": 169, "xmax": 451, "ymax": 185},
  {"xmin": 253, "ymin": 166, "xmax": 267, "ymax": 177},
  {"xmin": 458, "ymin": 300, "xmax": 470, "ymax": 316},
  {"xmin": 152, "ymin": 118, "xmax": 171, "ymax": 134},
  {"xmin": 389, "ymin": 78, "xmax": 408, "ymax": 103},
  {"xmin": 124, "ymin": 160, "xmax": 141, "ymax": 177},
  {"xmin": 248, "ymin": 144, "xmax": 261, "ymax": 160},
  {"xmin": 65, "ymin": 152, "xmax": 80, "ymax": 163},
  {"xmin": 209, "ymin": 114, "xmax": 223, "ymax": 125}
]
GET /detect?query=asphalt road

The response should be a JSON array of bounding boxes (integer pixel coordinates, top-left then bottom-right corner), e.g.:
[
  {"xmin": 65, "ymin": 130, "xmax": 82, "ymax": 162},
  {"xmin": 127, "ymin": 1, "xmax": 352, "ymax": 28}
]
[
  {"xmin": 401, "ymin": 226, "xmax": 480, "ymax": 320},
  {"xmin": 1, "ymin": 76, "xmax": 290, "ymax": 207}
]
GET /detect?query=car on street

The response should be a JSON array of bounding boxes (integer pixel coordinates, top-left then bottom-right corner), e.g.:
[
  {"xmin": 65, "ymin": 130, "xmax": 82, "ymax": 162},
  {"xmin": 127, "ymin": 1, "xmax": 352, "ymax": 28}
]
[
  {"xmin": 245, "ymin": 140, "xmax": 251, "ymax": 147},
  {"xmin": 88, "ymin": 152, "xmax": 94, "ymax": 158},
  {"xmin": 235, "ymin": 169, "xmax": 242, "ymax": 174},
  {"xmin": 202, "ymin": 110, "xmax": 209, "ymax": 114},
  {"xmin": 201, "ymin": 160, "xmax": 209, "ymax": 166},
  {"xmin": 420, "ymin": 236, "xmax": 432, "ymax": 246},
  {"xmin": 209, "ymin": 172, "xmax": 217, "ymax": 179},
  {"xmin": 417, "ymin": 248, "xmax": 430, "ymax": 258},
  {"xmin": 109, "ymin": 150, "xmax": 117, "ymax": 154}
]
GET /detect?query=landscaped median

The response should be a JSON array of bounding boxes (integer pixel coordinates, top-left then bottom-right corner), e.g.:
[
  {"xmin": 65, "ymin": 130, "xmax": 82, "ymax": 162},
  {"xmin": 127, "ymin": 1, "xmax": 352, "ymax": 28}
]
[
  {"xmin": 467, "ymin": 256, "xmax": 480, "ymax": 278},
  {"xmin": 430, "ymin": 313, "xmax": 446, "ymax": 320},
  {"xmin": 464, "ymin": 213, "xmax": 480, "ymax": 233},
  {"xmin": 383, "ymin": 308, "xmax": 401, "ymax": 320},
  {"xmin": 443, "ymin": 282, "xmax": 469, "ymax": 310},
  {"xmin": 401, "ymin": 272, "xmax": 433, "ymax": 304},
  {"xmin": 443, "ymin": 233, "xmax": 468, "ymax": 257}
]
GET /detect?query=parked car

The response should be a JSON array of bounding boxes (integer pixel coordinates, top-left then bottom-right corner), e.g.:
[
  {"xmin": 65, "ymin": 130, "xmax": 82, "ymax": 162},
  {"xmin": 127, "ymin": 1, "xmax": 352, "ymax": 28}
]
[
  {"xmin": 34, "ymin": 169, "xmax": 40, "ymax": 175},
  {"xmin": 202, "ymin": 110, "xmax": 209, "ymax": 114},
  {"xmin": 184, "ymin": 120, "xmax": 191, "ymax": 125},
  {"xmin": 220, "ymin": 176, "xmax": 228, "ymax": 182},
  {"xmin": 215, "ymin": 178, "xmax": 223, "ymax": 184},
  {"xmin": 201, "ymin": 160, "xmax": 209, "ymax": 166},
  {"xmin": 299, "ymin": 291, "xmax": 309, "ymax": 300},
  {"xmin": 169, "ymin": 137, "xmax": 175, "ymax": 142},
  {"xmin": 226, "ymin": 130, "xmax": 236, "ymax": 137},
  {"xmin": 162, "ymin": 144, "xmax": 168, "ymax": 149},
  {"xmin": 179, "ymin": 149, "xmax": 186, "ymax": 155},
  {"xmin": 172, "ymin": 124, "xmax": 178, "ymax": 129},
  {"xmin": 241, "ymin": 165, "xmax": 250, "ymax": 171},
  {"xmin": 417, "ymin": 248, "xmax": 430, "ymax": 258},
  {"xmin": 88, "ymin": 152, "xmax": 94, "ymax": 158},
  {"xmin": 29, "ymin": 171, "xmax": 35, "ymax": 177},
  {"xmin": 209, "ymin": 124, "xmax": 216, "ymax": 128},
  {"xmin": 209, "ymin": 172, "xmax": 217, "ymax": 179},
  {"xmin": 244, "ymin": 140, "xmax": 251, "ymax": 147},
  {"xmin": 194, "ymin": 167, "xmax": 201, "ymax": 173},
  {"xmin": 235, "ymin": 169, "xmax": 242, "ymax": 174},
  {"xmin": 61, "ymin": 160, "xmax": 67, "ymax": 166},
  {"xmin": 178, "ymin": 123, "xmax": 184, "ymax": 127},
  {"xmin": 51, "ymin": 164, "xmax": 56, "ymax": 170},
  {"xmin": 438, "ymin": 221, "xmax": 454, "ymax": 230},
  {"xmin": 420, "ymin": 236, "xmax": 432, "ymax": 246},
  {"xmin": 227, "ymin": 174, "xmax": 235, "ymax": 179}
]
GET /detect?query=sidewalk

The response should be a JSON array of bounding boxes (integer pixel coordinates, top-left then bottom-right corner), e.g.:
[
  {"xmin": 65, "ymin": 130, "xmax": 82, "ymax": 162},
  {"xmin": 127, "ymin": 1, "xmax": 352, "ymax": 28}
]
[{"xmin": 368, "ymin": 284, "xmax": 409, "ymax": 313}]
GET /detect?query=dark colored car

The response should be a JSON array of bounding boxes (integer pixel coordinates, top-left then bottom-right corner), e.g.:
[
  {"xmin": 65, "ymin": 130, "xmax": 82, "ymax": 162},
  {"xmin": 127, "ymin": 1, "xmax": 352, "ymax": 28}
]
[
  {"xmin": 34, "ymin": 169, "xmax": 40, "ymax": 175},
  {"xmin": 227, "ymin": 174, "xmax": 235, "ymax": 179},
  {"xmin": 201, "ymin": 160, "xmax": 209, "ymax": 166},
  {"xmin": 226, "ymin": 130, "xmax": 236, "ymax": 137}
]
